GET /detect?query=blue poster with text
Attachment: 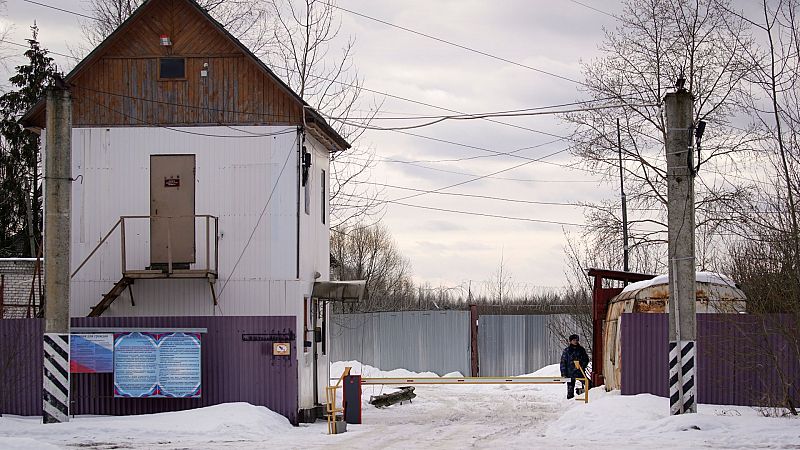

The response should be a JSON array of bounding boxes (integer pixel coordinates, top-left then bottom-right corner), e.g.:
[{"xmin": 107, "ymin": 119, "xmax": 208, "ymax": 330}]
[{"xmin": 113, "ymin": 332, "xmax": 201, "ymax": 398}]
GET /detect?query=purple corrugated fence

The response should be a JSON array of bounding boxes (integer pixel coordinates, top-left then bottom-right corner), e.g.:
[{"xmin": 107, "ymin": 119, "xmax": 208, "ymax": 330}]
[
  {"xmin": 0, "ymin": 316, "xmax": 299, "ymax": 424},
  {"xmin": 621, "ymin": 313, "xmax": 800, "ymax": 407},
  {"xmin": 0, "ymin": 319, "xmax": 43, "ymax": 416}
]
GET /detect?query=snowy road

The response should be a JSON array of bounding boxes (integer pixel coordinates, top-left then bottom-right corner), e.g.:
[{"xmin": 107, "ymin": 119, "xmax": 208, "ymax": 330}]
[{"xmin": 1, "ymin": 362, "xmax": 798, "ymax": 449}]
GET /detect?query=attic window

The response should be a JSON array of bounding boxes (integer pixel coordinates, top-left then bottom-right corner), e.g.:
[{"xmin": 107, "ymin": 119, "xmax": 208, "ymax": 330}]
[{"xmin": 159, "ymin": 58, "xmax": 185, "ymax": 79}]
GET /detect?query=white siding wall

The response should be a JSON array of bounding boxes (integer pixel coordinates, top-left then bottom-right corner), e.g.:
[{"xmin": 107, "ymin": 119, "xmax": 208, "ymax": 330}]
[
  {"xmin": 47, "ymin": 126, "xmax": 333, "ymax": 410},
  {"xmin": 297, "ymin": 133, "xmax": 332, "ymax": 408}
]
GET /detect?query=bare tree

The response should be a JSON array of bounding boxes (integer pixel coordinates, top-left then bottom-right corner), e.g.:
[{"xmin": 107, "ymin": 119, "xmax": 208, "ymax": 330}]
[
  {"xmin": 719, "ymin": 0, "xmax": 800, "ymax": 270},
  {"xmin": 330, "ymin": 223, "xmax": 414, "ymax": 312},
  {"xmin": 483, "ymin": 250, "xmax": 515, "ymax": 304},
  {"xmin": 565, "ymin": 0, "xmax": 757, "ymax": 273},
  {"xmin": 80, "ymin": 0, "xmax": 273, "ymax": 55},
  {"xmin": 0, "ymin": 1, "xmax": 12, "ymax": 74},
  {"xmin": 268, "ymin": 0, "xmax": 384, "ymax": 230}
]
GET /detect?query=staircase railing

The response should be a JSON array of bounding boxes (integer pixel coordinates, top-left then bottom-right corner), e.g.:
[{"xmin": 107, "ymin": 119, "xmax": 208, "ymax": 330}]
[{"xmin": 71, "ymin": 215, "xmax": 219, "ymax": 279}]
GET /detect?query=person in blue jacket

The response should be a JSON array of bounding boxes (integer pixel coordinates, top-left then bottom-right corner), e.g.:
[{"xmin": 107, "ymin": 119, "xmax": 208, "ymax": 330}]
[{"xmin": 560, "ymin": 334, "xmax": 589, "ymax": 399}]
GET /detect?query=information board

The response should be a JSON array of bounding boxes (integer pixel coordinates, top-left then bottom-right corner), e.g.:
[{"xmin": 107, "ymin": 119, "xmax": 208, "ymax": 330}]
[
  {"xmin": 113, "ymin": 332, "xmax": 201, "ymax": 398},
  {"xmin": 70, "ymin": 333, "xmax": 114, "ymax": 373}
]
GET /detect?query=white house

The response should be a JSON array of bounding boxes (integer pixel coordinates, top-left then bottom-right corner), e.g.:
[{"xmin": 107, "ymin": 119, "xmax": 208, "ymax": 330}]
[{"xmin": 23, "ymin": 0, "xmax": 358, "ymax": 422}]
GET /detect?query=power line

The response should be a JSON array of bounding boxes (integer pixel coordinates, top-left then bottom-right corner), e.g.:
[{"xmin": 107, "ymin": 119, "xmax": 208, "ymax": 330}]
[
  {"xmin": 379, "ymin": 137, "xmax": 565, "ymax": 164},
  {"xmin": 324, "ymin": 102, "xmax": 659, "ymax": 131},
  {"xmin": 0, "ymin": 39, "xmax": 77, "ymax": 60},
  {"xmin": 366, "ymin": 129, "xmax": 604, "ymax": 176},
  {"xmin": 390, "ymin": 146, "xmax": 574, "ymax": 202},
  {"xmin": 20, "ymin": 0, "xmax": 576, "ymax": 140},
  {"xmin": 359, "ymin": 182, "xmax": 588, "ymax": 207},
  {"xmin": 344, "ymin": 153, "xmax": 600, "ymax": 183},
  {"xmin": 348, "ymin": 193, "xmax": 589, "ymax": 228},
  {"xmin": 22, "ymin": 0, "xmax": 98, "ymax": 20},
  {"xmin": 323, "ymin": 1, "xmax": 585, "ymax": 86},
  {"xmin": 566, "ymin": 0, "xmax": 620, "ymax": 19},
  {"xmin": 324, "ymin": 96, "xmax": 627, "ymax": 121},
  {"xmin": 18, "ymin": 0, "xmax": 655, "ymax": 147},
  {"xmin": 54, "ymin": 84, "xmax": 601, "ymax": 177},
  {"xmin": 71, "ymin": 85, "xmax": 639, "ymax": 134}
]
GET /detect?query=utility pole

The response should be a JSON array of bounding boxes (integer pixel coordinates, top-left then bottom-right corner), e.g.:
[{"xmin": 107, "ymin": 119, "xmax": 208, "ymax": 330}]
[
  {"xmin": 43, "ymin": 78, "xmax": 72, "ymax": 424},
  {"xmin": 664, "ymin": 81, "xmax": 697, "ymax": 415},
  {"xmin": 617, "ymin": 118, "xmax": 629, "ymax": 273}
]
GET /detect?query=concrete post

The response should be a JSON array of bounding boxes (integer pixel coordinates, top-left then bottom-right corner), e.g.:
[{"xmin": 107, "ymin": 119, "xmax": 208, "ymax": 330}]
[
  {"xmin": 664, "ymin": 87, "xmax": 697, "ymax": 415},
  {"xmin": 43, "ymin": 82, "xmax": 72, "ymax": 423}
]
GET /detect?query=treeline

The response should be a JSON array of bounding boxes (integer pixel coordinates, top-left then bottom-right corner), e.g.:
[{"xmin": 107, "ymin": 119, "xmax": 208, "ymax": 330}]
[{"xmin": 330, "ymin": 222, "xmax": 592, "ymax": 314}]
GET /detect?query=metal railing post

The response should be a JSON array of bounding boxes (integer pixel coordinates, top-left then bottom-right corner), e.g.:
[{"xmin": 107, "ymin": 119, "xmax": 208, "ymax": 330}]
[
  {"xmin": 214, "ymin": 216, "xmax": 219, "ymax": 274},
  {"xmin": 205, "ymin": 215, "xmax": 210, "ymax": 272},
  {"xmin": 120, "ymin": 218, "xmax": 127, "ymax": 274}
]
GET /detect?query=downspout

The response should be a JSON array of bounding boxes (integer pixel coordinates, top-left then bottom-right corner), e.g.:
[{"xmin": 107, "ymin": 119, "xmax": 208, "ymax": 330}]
[{"xmin": 296, "ymin": 125, "xmax": 302, "ymax": 280}]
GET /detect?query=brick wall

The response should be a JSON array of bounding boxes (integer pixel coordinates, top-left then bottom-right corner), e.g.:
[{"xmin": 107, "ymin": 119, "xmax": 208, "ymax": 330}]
[{"xmin": 0, "ymin": 259, "xmax": 42, "ymax": 318}]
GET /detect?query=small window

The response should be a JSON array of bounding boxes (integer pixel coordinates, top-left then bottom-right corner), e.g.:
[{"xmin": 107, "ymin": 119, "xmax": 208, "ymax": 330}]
[
  {"xmin": 321, "ymin": 169, "xmax": 326, "ymax": 224},
  {"xmin": 159, "ymin": 58, "xmax": 185, "ymax": 79}
]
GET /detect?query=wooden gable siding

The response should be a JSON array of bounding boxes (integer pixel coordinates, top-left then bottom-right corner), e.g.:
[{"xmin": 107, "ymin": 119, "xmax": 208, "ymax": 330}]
[{"xmin": 67, "ymin": 0, "xmax": 301, "ymax": 128}]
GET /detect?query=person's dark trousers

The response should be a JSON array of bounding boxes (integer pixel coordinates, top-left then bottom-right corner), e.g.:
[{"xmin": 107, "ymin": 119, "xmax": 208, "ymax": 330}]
[{"xmin": 567, "ymin": 377, "xmax": 575, "ymax": 399}]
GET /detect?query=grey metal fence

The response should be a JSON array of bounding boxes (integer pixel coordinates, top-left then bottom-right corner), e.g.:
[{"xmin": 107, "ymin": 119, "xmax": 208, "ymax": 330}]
[
  {"xmin": 330, "ymin": 311, "xmax": 471, "ymax": 376},
  {"xmin": 330, "ymin": 312, "xmax": 574, "ymax": 377},
  {"xmin": 478, "ymin": 315, "xmax": 571, "ymax": 376}
]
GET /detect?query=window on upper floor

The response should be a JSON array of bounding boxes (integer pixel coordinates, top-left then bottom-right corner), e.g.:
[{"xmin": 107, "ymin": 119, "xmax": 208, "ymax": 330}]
[
  {"xmin": 321, "ymin": 169, "xmax": 326, "ymax": 225},
  {"xmin": 159, "ymin": 58, "xmax": 186, "ymax": 79}
]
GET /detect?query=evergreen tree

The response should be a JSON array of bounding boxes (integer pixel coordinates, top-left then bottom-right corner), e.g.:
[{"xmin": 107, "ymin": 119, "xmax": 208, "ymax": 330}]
[{"xmin": 0, "ymin": 25, "xmax": 57, "ymax": 257}]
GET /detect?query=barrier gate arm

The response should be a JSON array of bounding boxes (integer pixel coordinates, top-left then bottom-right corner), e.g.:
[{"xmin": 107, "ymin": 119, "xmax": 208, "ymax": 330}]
[
  {"xmin": 360, "ymin": 376, "xmax": 567, "ymax": 385},
  {"xmin": 360, "ymin": 373, "xmax": 589, "ymax": 403}
]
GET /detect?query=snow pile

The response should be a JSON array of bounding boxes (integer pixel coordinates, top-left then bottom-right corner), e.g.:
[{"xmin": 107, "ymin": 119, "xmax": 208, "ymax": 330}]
[
  {"xmin": 0, "ymin": 403, "xmax": 292, "ymax": 448},
  {"xmin": 548, "ymin": 392, "xmax": 800, "ymax": 448},
  {"xmin": 2, "ymin": 361, "xmax": 797, "ymax": 449},
  {"xmin": 331, "ymin": 360, "xmax": 456, "ymax": 379},
  {"xmin": 621, "ymin": 271, "xmax": 738, "ymax": 294}
]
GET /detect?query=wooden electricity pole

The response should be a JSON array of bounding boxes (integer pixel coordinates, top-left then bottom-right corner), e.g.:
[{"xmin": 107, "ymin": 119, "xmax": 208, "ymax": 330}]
[
  {"xmin": 664, "ymin": 82, "xmax": 697, "ymax": 415},
  {"xmin": 43, "ymin": 79, "xmax": 72, "ymax": 424}
]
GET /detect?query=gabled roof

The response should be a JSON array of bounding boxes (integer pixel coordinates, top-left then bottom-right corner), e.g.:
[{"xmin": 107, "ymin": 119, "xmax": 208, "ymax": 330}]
[{"xmin": 22, "ymin": 0, "xmax": 350, "ymax": 151}]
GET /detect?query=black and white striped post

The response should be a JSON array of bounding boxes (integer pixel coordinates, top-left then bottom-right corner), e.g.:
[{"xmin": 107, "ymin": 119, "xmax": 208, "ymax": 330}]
[
  {"xmin": 664, "ymin": 81, "xmax": 697, "ymax": 415},
  {"xmin": 43, "ymin": 333, "xmax": 70, "ymax": 423},
  {"xmin": 669, "ymin": 340, "xmax": 696, "ymax": 414},
  {"xmin": 43, "ymin": 79, "xmax": 72, "ymax": 423}
]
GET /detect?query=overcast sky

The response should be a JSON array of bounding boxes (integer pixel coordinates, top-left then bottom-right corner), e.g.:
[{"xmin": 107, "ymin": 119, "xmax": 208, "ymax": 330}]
[{"xmin": 3, "ymin": 1, "xmax": 639, "ymax": 294}]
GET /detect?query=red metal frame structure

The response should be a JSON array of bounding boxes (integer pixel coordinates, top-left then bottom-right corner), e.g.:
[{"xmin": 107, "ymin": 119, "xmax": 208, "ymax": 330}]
[{"xmin": 587, "ymin": 268, "xmax": 655, "ymax": 387}]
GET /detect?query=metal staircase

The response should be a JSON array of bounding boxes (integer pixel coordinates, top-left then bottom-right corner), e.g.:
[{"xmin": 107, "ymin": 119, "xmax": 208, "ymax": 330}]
[
  {"xmin": 73, "ymin": 215, "xmax": 220, "ymax": 317},
  {"xmin": 88, "ymin": 277, "xmax": 134, "ymax": 317}
]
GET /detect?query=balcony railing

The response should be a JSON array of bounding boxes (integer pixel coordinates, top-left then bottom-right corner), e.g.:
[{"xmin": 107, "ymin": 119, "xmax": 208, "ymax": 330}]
[{"xmin": 72, "ymin": 215, "xmax": 219, "ymax": 281}]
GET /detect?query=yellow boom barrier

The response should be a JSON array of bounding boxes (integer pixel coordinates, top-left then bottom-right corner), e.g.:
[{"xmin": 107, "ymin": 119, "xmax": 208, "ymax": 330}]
[
  {"xmin": 325, "ymin": 366, "xmax": 350, "ymax": 434},
  {"xmin": 574, "ymin": 361, "xmax": 589, "ymax": 404},
  {"xmin": 359, "ymin": 362, "xmax": 591, "ymax": 403}
]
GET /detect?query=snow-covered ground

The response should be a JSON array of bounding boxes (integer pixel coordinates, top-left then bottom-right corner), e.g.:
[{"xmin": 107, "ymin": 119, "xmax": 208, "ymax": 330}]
[{"xmin": 1, "ymin": 362, "xmax": 797, "ymax": 449}]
